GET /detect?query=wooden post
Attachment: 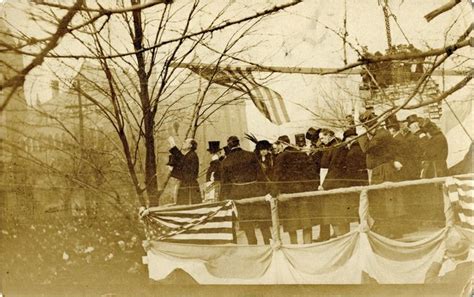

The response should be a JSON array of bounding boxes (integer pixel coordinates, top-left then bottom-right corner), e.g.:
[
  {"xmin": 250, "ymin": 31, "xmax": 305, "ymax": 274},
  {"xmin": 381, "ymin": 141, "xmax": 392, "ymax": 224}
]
[
  {"xmin": 269, "ymin": 195, "xmax": 282, "ymax": 245},
  {"xmin": 358, "ymin": 189, "xmax": 372, "ymax": 232}
]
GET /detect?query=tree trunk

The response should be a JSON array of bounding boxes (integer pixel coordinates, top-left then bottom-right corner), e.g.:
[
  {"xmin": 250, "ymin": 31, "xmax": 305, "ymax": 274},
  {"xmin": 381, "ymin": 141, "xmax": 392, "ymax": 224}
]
[{"xmin": 131, "ymin": 0, "xmax": 160, "ymax": 206}]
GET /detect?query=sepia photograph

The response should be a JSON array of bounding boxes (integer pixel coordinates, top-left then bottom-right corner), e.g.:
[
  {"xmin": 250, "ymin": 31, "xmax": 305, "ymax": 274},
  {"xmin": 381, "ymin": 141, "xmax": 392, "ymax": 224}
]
[{"xmin": 0, "ymin": 0, "xmax": 472, "ymax": 296}]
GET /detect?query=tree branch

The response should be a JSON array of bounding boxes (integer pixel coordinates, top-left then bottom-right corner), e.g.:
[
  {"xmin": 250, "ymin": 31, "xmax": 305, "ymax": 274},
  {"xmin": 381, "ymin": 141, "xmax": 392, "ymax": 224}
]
[
  {"xmin": 0, "ymin": 0, "xmax": 85, "ymax": 112},
  {"xmin": 405, "ymin": 72, "xmax": 473, "ymax": 109},
  {"xmin": 33, "ymin": 0, "xmax": 171, "ymax": 14},
  {"xmin": 47, "ymin": 0, "xmax": 303, "ymax": 59},
  {"xmin": 424, "ymin": 0, "xmax": 462, "ymax": 22}
]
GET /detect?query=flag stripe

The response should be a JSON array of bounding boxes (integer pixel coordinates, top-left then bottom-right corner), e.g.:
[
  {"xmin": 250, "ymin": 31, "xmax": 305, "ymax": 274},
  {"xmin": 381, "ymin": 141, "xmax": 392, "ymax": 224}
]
[
  {"xmin": 275, "ymin": 89, "xmax": 290, "ymax": 123},
  {"xmin": 459, "ymin": 200, "xmax": 474, "ymax": 211},
  {"xmin": 458, "ymin": 213, "xmax": 474, "ymax": 227},
  {"xmin": 445, "ymin": 177, "xmax": 474, "ymax": 228},
  {"xmin": 167, "ymin": 232, "xmax": 234, "ymax": 240},
  {"xmin": 259, "ymin": 82, "xmax": 281, "ymax": 124},
  {"xmin": 161, "ymin": 239, "xmax": 234, "ymax": 245},
  {"xmin": 152, "ymin": 205, "xmax": 225, "ymax": 216},
  {"xmin": 173, "ymin": 228, "xmax": 234, "ymax": 235},
  {"xmin": 152, "ymin": 214, "xmax": 233, "ymax": 225},
  {"xmin": 186, "ymin": 65, "xmax": 289, "ymax": 125},
  {"xmin": 148, "ymin": 201, "xmax": 228, "ymax": 213},
  {"xmin": 244, "ymin": 70, "xmax": 282, "ymax": 124},
  {"xmin": 145, "ymin": 200, "xmax": 236, "ymax": 244}
]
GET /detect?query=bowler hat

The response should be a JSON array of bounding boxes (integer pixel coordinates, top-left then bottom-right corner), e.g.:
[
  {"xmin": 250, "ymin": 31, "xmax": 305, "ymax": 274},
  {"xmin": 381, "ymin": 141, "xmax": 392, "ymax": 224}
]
[
  {"xmin": 405, "ymin": 114, "xmax": 420, "ymax": 126},
  {"xmin": 306, "ymin": 127, "xmax": 321, "ymax": 141},
  {"xmin": 276, "ymin": 135, "xmax": 290, "ymax": 145},
  {"xmin": 207, "ymin": 141, "xmax": 221, "ymax": 153},
  {"xmin": 227, "ymin": 136, "xmax": 240, "ymax": 148}
]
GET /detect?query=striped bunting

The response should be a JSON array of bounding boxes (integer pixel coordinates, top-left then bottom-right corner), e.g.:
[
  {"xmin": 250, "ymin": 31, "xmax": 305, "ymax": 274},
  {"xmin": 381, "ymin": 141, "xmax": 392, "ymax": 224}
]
[
  {"xmin": 445, "ymin": 177, "xmax": 474, "ymax": 228},
  {"xmin": 187, "ymin": 65, "xmax": 290, "ymax": 125},
  {"xmin": 143, "ymin": 200, "xmax": 236, "ymax": 244}
]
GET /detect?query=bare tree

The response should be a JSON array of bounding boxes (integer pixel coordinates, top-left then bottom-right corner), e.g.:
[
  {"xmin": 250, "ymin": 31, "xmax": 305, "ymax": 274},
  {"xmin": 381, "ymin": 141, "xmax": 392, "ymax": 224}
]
[{"xmin": 8, "ymin": 0, "xmax": 302, "ymax": 208}]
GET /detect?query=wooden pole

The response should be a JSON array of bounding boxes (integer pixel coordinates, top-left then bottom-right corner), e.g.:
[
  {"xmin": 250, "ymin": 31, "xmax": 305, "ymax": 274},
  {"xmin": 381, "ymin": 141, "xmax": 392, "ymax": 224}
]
[
  {"xmin": 169, "ymin": 62, "xmax": 467, "ymax": 76},
  {"xmin": 269, "ymin": 195, "xmax": 282, "ymax": 246},
  {"xmin": 148, "ymin": 174, "xmax": 474, "ymax": 211}
]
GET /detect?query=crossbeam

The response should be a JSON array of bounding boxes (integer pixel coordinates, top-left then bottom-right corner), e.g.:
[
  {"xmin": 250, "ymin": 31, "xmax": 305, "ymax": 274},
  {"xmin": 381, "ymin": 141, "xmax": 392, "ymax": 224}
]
[{"xmin": 170, "ymin": 62, "xmax": 468, "ymax": 76}]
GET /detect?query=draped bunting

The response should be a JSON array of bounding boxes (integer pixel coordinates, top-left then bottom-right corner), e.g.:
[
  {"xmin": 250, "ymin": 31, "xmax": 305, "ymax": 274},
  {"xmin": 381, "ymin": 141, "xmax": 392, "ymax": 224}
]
[{"xmin": 143, "ymin": 226, "xmax": 472, "ymax": 284}]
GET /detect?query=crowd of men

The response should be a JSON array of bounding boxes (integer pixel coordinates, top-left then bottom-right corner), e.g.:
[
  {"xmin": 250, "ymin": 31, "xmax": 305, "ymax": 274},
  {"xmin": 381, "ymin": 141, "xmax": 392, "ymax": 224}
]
[{"xmin": 167, "ymin": 110, "xmax": 463, "ymax": 244}]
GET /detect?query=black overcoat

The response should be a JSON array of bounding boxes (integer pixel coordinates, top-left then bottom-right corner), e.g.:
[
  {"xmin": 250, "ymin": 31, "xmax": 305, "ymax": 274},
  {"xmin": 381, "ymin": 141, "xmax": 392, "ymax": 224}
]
[{"xmin": 169, "ymin": 146, "xmax": 201, "ymax": 205}]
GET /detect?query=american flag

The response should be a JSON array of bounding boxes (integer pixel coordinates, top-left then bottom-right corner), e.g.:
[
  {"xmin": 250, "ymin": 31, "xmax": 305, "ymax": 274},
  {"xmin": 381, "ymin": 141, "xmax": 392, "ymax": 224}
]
[
  {"xmin": 445, "ymin": 177, "xmax": 474, "ymax": 228},
  {"xmin": 142, "ymin": 200, "xmax": 236, "ymax": 244},
  {"xmin": 188, "ymin": 65, "xmax": 290, "ymax": 125}
]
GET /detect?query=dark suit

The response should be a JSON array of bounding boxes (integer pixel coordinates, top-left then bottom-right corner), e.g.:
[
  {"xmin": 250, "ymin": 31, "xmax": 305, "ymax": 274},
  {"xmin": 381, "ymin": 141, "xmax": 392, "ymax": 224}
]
[
  {"xmin": 321, "ymin": 138, "xmax": 345, "ymax": 190},
  {"xmin": 273, "ymin": 146, "xmax": 315, "ymax": 233},
  {"xmin": 221, "ymin": 147, "xmax": 261, "ymax": 200},
  {"xmin": 422, "ymin": 130, "xmax": 448, "ymax": 178},
  {"xmin": 273, "ymin": 147, "xmax": 314, "ymax": 193},
  {"xmin": 344, "ymin": 142, "xmax": 368, "ymax": 187},
  {"xmin": 206, "ymin": 158, "xmax": 222, "ymax": 182},
  {"xmin": 393, "ymin": 132, "xmax": 422, "ymax": 180},
  {"xmin": 359, "ymin": 128, "xmax": 406, "ymax": 237},
  {"xmin": 169, "ymin": 147, "xmax": 201, "ymax": 205},
  {"xmin": 221, "ymin": 147, "xmax": 265, "ymax": 244},
  {"xmin": 359, "ymin": 128, "xmax": 400, "ymax": 184}
]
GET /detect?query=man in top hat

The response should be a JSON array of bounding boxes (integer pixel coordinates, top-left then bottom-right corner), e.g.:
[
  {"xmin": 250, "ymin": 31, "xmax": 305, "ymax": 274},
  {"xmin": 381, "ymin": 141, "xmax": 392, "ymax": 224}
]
[
  {"xmin": 203, "ymin": 141, "xmax": 223, "ymax": 203},
  {"xmin": 425, "ymin": 229, "xmax": 472, "ymax": 285}
]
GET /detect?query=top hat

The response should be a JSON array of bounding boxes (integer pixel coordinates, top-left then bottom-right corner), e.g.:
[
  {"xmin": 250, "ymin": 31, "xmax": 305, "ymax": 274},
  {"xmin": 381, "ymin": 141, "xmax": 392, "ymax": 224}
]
[
  {"xmin": 405, "ymin": 114, "xmax": 421, "ymax": 126},
  {"xmin": 385, "ymin": 114, "xmax": 400, "ymax": 130},
  {"xmin": 306, "ymin": 127, "xmax": 321, "ymax": 141},
  {"xmin": 207, "ymin": 141, "xmax": 221, "ymax": 153},
  {"xmin": 295, "ymin": 133, "xmax": 306, "ymax": 147},
  {"xmin": 276, "ymin": 135, "xmax": 290, "ymax": 145},
  {"xmin": 343, "ymin": 128, "xmax": 357, "ymax": 141},
  {"xmin": 445, "ymin": 231, "xmax": 470, "ymax": 258},
  {"xmin": 255, "ymin": 140, "xmax": 272, "ymax": 151}
]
